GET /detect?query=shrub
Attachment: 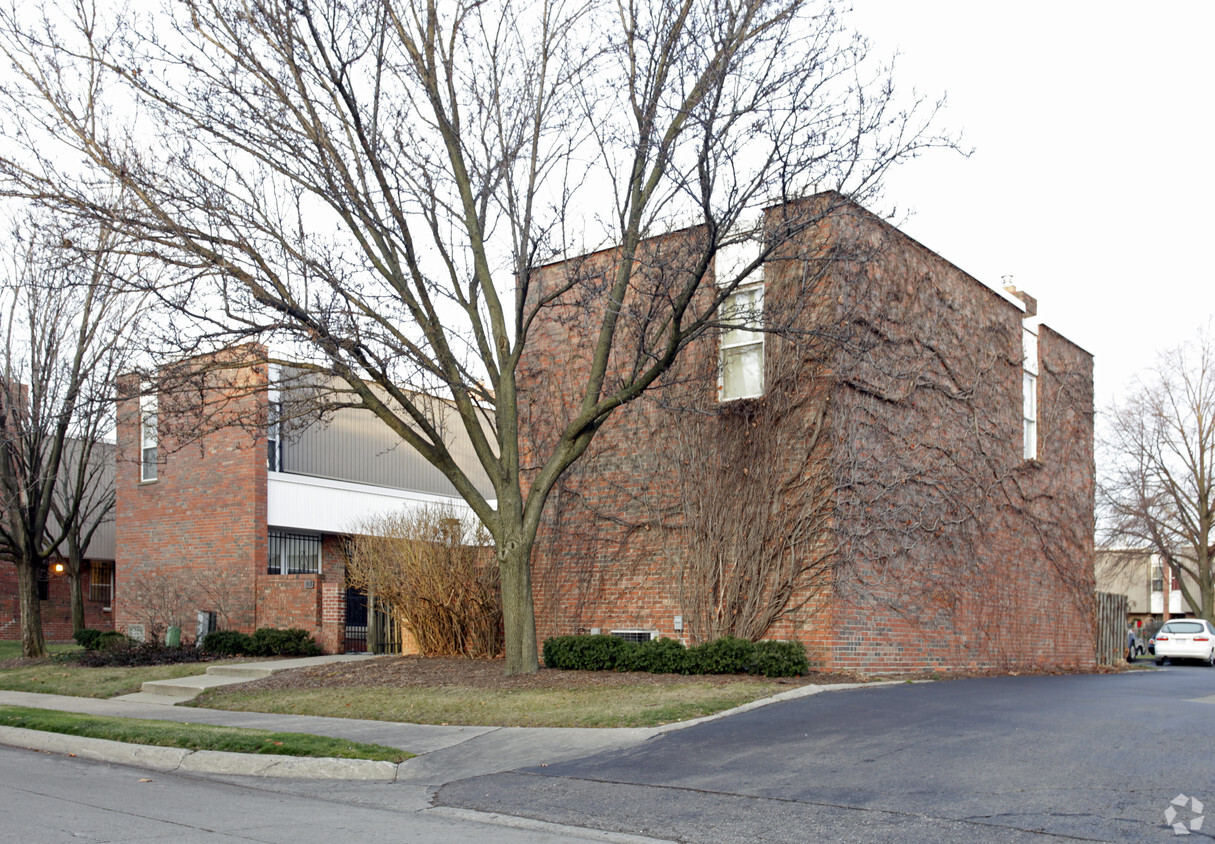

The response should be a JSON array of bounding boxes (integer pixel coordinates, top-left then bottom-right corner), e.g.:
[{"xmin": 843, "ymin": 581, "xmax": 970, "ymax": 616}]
[
  {"xmin": 97, "ymin": 631, "xmax": 133, "ymax": 651},
  {"xmin": 73, "ymin": 629, "xmax": 105, "ymax": 650},
  {"xmin": 202, "ymin": 630, "xmax": 253, "ymax": 656},
  {"xmin": 752, "ymin": 640, "xmax": 809, "ymax": 677},
  {"xmin": 347, "ymin": 506, "xmax": 502, "ymax": 657},
  {"xmin": 77, "ymin": 642, "xmax": 212, "ymax": 667},
  {"xmin": 248, "ymin": 627, "xmax": 321, "ymax": 657},
  {"xmin": 543, "ymin": 634, "xmax": 629, "ymax": 670},
  {"xmin": 616, "ymin": 637, "xmax": 690, "ymax": 674},
  {"xmin": 544, "ymin": 634, "xmax": 809, "ymax": 678},
  {"xmin": 687, "ymin": 636, "xmax": 755, "ymax": 674}
]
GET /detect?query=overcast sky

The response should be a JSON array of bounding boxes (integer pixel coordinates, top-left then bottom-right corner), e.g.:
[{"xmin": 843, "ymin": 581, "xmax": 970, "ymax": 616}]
[{"xmin": 845, "ymin": 0, "xmax": 1213, "ymax": 408}]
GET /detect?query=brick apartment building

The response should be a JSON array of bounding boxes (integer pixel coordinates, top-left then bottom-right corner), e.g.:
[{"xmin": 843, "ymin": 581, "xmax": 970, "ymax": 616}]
[
  {"xmin": 5, "ymin": 194, "xmax": 1096, "ymax": 673},
  {"xmin": 520, "ymin": 193, "xmax": 1096, "ymax": 672},
  {"xmin": 112, "ymin": 358, "xmax": 493, "ymax": 653},
  {"xmin": 0, "ymin": 441, "xmax": 117, "ymax": 642}
]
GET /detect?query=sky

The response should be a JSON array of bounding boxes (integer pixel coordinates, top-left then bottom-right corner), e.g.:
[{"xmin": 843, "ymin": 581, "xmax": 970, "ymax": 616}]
[{"xmin": 844, "ymin": 0, "xmax": 1214, "ymax": 409}]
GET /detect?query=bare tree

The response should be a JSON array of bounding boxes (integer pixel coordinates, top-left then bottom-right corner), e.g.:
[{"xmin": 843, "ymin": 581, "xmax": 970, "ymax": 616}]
[
  {"xmin": 1101, "ymin": 326, "xmax": 1215, "ymax": 622},
  {"xmin": 0, "ymin": 0, "xmax": 954, "ymax": 671},
  {"xmin": 346, "ymin": 505, "xmax": 501, "ymax": 657},
  {"xmin": 0, "ymin": 216, "xmax": 141, "ymax": 657},
  {"xmin": 54, "ymin": 435, "xmax": 115, "ymax": 635}
]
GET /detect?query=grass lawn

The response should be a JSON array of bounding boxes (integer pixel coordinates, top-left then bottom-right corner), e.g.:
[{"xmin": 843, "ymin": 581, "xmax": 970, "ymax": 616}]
[
  {"xmin": 0, "ymin": 705, "xmax": 411, "ymax": 762},
  {"xmin": 192, "ymin": 682, "xmax": 791, "ymax": 728},
  {"xmin": 0, "ymin": 641, "xmax": 80, "ymax": 661},
  {"xmin": 0, "ymin": 641, "xmax": 232, "ymax": 698}
]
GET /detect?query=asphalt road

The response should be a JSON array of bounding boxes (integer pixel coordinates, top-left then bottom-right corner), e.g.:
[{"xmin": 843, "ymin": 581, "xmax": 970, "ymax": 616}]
[
  {"xmin": 437, "ymin": 665, "xmax": 1215, "ymax": 842},
  {"xmin": 0, "ymin": 743, "xmax": 658, "ymax": 843}
]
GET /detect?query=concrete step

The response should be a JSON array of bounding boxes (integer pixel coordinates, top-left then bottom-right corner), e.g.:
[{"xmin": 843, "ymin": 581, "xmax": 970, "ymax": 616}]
[
  {"xmin": 205, "ymin": 665, "xmax": 275, "ymax": 680},
  {"xmin": 138, "ymin": 673, "xmax": 253, "ymax": 700},
  {"xmin": 111, "ymin": 653, "xmax": 380, "ymax": 707}
]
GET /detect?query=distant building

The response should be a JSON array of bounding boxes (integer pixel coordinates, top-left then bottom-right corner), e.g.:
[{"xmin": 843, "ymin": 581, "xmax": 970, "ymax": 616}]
[{"xmin": 1095, "ymin": 547, "xmax": 1198, "ymax": 626}]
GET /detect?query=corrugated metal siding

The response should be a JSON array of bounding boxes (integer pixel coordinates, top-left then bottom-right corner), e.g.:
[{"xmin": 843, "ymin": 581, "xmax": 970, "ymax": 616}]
[
  {"xmin": 53, "ymin": 438, "xmax": 117, "ymax": 561},
  {"xmin": 282, "ymin": 391, "xmax": 495, "ymax": 499}
]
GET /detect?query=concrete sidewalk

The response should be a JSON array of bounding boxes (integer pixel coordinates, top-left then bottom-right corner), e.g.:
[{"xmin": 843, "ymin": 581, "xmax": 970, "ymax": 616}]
[{"xmin": 0, "ymin": 657, "xmax": 874, "ymax": 783}]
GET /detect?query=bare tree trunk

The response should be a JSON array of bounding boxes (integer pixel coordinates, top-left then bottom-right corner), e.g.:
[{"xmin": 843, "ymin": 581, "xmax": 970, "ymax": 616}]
[
  {"xmin": 68, "ymin": 561, "xmax": 85, "ymax": 635},
  {"xmin": 15, "ymin": 561, "xmax": 46, "ymax": 658},
  {"xmin": 499, "ymin": 536, "xmax": 539, "ymax": 674}
]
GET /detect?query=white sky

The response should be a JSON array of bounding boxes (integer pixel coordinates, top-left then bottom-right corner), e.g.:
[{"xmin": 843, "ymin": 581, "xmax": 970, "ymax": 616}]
[{"xmin": 846, "ymin": 0, "xmax": 1214, "ymax": 408}]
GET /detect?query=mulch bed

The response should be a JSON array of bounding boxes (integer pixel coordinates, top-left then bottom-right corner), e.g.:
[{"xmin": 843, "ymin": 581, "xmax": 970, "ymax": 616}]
[{"xmin": 205, "ymin": 655, "xmax": 866, "ymax": 695}]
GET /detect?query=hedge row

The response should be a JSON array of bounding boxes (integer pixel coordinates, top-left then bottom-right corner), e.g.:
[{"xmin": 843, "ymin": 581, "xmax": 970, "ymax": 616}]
[
  {"xmin": 542, "ymin": 634, "xmax": 808, "ymax": 677},
  {"xmin": 73, "ymin": 626, "xmax": 322, "ymax": 661},
  {"xmin": 201, "ymin": 628, "xmax": 322, "ymax": 657}
]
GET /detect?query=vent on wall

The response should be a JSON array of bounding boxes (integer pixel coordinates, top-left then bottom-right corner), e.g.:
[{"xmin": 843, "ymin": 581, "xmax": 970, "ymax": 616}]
[{"xmin": 610, "ymin": 629, "xmax": 654, "ymax": 643}]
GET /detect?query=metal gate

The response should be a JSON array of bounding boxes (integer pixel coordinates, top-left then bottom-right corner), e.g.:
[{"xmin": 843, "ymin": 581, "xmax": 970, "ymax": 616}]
[{"xmin": 343, "ymin": 588, "xmax": 402, "ymax": 654}]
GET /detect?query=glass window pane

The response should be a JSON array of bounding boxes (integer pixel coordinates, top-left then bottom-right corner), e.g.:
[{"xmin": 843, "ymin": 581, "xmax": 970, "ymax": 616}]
[{"xmin": 722, "ymin": 345, "xmax": 763, "ymax": 400}]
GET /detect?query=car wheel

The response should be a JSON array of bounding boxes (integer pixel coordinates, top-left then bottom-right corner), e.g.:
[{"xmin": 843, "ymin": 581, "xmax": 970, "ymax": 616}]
[
  {"xmin": 1155, "ymin": 657, "xmax": 1165, "ymax": 666},
  {"xmin": 1207, "ymin": 650, "xmax": 1215, "ymax": 667}
]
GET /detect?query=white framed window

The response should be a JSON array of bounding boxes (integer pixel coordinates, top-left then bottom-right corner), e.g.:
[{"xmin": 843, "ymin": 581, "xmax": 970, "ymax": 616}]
[
  {"xmin": 716, "ymin": 237, "xmax": 765, "ymax": 402},
  {"xmin": 267, "ymin": 400, "xmax": 283, "ymax": 471},
  {"xmin": 140, "ymin": 391, "xmax": 158, "ymax": 482},
  {"xmin": 268, "ymin": 530, "xmax": 321, "ymax": 575},
  {"xmin": 720, "ymin": 283, "xmax": 765, "ymax": 400},
  {"xmin": 1021, "ymin": 324, "xmax": 1038, "ymax": 460},
  {"xmin": 267, "ymin": 364, "xmax": 283, "ymax": 472}
]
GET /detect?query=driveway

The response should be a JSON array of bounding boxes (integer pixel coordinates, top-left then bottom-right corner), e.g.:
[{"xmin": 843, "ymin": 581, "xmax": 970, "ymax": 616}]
[{"xmin": 437, "ymin": 666, "xmax": 1215, "ymax": 842}]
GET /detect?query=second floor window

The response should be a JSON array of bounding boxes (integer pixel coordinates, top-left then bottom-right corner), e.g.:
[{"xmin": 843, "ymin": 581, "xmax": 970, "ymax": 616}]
[
  {"xmin": 1021, "ymin": 325, "xmax": 1038, "ymax": 461},
  {"xmin": 140, "ymin": 392, "xmax": 158, "ymax": 482},
  {"xmin": 267, "ymin": 401, "xmax": 283, "ymax": 471},
  {"xmin": 720, "ymin": 283, "xmax": 764, "ymax": 401}
]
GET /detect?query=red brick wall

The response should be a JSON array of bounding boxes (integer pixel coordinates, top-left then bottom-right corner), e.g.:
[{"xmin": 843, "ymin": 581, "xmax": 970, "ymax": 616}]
[
  {"xmin": 0, "ymin": 559, "xmax": 115, "ymax": 642},
  {"xmin": 521, "ymin": 196, "xmax": 1096, "ymax": 672},
  {"xmin": 115, "ymin": 354, "xmax": 350, "ymax": 651},
  {"xmin": 115, "ymin": 360, "xmax": 267, "ymax": 641}
]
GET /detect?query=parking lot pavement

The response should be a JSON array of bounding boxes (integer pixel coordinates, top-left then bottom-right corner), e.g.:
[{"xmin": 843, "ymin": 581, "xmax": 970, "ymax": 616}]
[{"xmin": 435, "ymin": 666, "xmax": 1215, "ymax": 842}]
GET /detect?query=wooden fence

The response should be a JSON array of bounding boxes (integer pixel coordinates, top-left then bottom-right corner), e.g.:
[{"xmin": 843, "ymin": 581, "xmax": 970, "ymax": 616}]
[{"xmin": 1095, "ymin": 590, "xmax": 1129, "ymax": 665}]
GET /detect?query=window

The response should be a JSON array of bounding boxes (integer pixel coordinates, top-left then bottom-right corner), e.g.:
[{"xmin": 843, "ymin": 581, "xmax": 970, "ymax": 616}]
[
  {"xmin": 716, "ymin": 238, "xmax": 764, "ymax": 402},
  {"xmin": 720, "ymin": 284, "xmax": 764, "ymax": 400},
  {"xmin": 267, "ymin": 364, "xmax": 283, "ymax": 472},
  {"xmin": 89, "ymin": 560, "xmax": 114, "ymax": 605},
  {"xmin": 1151, "ymin": 560, "xmax": 1163, "ymax": 594},
  {"xmin": 267, "ymin": 400, "xmax": 283, "ymax": 471},
  {"xmin": 140, "ymin": 391, "xmax": 158, "ymax": 481},
  {"xmin": 268, "ymin": 530, "xmax": 321, "ymax": 575},
  {"xmin": 611, "ymin": 629, "xmax": 654, "ymax": 643},
  {"xmin": 1021, "ymin": 324, "xmax": 1038, "ymax": 460}
]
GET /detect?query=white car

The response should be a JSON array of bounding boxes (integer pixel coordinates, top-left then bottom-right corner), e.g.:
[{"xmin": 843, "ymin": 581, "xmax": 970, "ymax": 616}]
[{"xmin": 1153, "ymin": 619, "xmax": 1215, "ymax": 666}]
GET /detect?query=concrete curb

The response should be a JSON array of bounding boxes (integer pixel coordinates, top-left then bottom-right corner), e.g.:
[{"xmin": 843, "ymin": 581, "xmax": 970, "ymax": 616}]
[{"xmin": 0, "ymin": 725, "xmax": 400, "ymax": 781}]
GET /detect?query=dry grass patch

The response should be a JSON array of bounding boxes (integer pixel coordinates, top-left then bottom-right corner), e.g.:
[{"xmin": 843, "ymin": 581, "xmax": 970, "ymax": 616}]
[
  {"xmin": 0, "ymin": 656, "xmax": 240, "ymax": 698},
  {"xmin": 192, "ymin": 682, "xmax": 790, "ymax": 728}
]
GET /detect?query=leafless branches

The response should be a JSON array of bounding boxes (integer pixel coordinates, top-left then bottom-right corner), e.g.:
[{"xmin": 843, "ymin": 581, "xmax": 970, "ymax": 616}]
[
  {"xmin": 0, "ymin": 213, "xmax": 144, "ymax": 656},
  {"xmin": 345, "ymin": 506, "xmax": 501, "ymax": 657},
  {"xmin": 0, "ymin": 0, "xmax": 955, "ymax": 671},
  {"xmin": 1100, "ymin": 325, "xmax": 1215, "ymax": 622}
]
